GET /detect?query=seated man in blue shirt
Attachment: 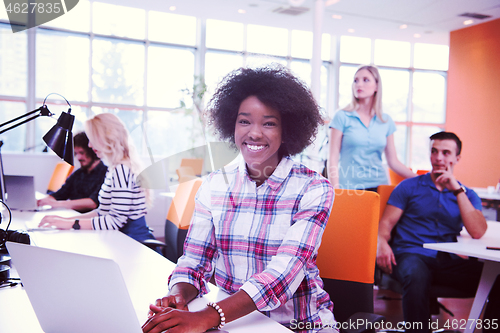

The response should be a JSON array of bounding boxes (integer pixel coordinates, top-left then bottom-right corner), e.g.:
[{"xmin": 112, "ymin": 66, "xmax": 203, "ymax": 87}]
[
  {"xmin": 376, "ymin": 131, "xmax": 499, "ymax": 333},
  {"xmin": 37, "ymin": 132, "xmax": 107, "ymax": 213}
]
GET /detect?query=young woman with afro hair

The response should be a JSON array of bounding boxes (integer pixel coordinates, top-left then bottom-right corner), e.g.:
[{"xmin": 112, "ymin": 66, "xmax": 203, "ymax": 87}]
[{"xmin": 143, "ymin": 65, "xmax": 337, "ymax": 333}]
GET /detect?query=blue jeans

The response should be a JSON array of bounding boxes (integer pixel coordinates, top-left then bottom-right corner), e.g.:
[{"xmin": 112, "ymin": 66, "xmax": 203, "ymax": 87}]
[
  {"xmin": 393, "ymin": 252, "xmax": 500, "ymax": 333},
  {"xmin": 119, "ymin": 216, "xmax": 155, "ymax": 242}
]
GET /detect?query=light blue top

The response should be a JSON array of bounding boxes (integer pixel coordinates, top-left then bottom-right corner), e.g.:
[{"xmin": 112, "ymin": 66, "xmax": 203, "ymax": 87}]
[{"xmin": 329, "ymin": 109, "xmax": 396, "ymax": 189}]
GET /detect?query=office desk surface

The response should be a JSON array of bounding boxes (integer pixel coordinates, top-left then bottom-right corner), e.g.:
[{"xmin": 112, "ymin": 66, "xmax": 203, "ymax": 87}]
[
  {"xmin": 424, "ymin": 221, "xmax": 500, "ymax": 262},
  {"xmin": 2, "ymin": 211, "xmax": 292, "ymax": 333},
  {"xmin": 424, "ymin": 221, "xmax": 500, "ymax": 333},
  {"xmin": 472, "ymin": 188, "xmax": 500, "ymax": 201}
]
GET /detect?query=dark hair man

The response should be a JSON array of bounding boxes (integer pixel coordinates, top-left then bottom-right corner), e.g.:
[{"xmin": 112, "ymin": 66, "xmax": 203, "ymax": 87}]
[
  {"xmin": 37, "ymin": 132, "xmax": 107, "ymax": 213},
  {"xmin": 376, "ymin": 131, "xmax": 499, "ymax": 333}
]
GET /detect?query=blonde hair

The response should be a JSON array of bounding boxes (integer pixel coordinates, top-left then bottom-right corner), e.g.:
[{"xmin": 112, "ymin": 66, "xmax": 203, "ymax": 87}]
[
  {"xmin": 343, "ymin": 65, "xmax": 386, "ymax": 122},
  {"xmin": 85, "ymin": 113, "xmax": 152, "ymax": 206}
]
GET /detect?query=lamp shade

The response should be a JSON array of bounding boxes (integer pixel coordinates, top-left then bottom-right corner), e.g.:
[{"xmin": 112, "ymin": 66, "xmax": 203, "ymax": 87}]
[{"xmin": 43, "ymin": 111, "xmax": 75, "ymax": 165}]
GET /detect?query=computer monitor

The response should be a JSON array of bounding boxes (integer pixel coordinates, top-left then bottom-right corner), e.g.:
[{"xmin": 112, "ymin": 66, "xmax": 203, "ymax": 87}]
[{"xmin": 0, "ymin": 141, "xmax": 6, "ymax": 203}]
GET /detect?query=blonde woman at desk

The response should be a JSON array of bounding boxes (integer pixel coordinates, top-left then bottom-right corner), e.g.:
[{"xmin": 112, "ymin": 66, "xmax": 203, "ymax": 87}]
[
  {"xmin": 39, "ymin": 113, "xmax": 156, "ymax": 243},
  {"xmin": 328, "ymin": 65, "xmax": 415, "ymax": 191},
  {"xmin": 142, "ymin": 66, "xmax": 337, "ymax": 333}
]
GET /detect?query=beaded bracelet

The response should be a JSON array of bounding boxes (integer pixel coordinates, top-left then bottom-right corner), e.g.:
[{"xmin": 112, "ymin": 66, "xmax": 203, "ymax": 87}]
[{"xmin": 207, "ymin": 301, "xmax": 226, "ymax": 329}]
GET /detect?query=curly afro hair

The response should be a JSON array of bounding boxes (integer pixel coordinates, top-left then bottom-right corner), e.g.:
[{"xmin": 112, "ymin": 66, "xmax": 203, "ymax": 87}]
[{"xmin": 205, "ymin": 65, "xmax": 323, "ymax": 157}]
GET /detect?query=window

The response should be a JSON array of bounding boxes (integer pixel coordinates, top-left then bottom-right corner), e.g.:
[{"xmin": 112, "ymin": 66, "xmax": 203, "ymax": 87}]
[
  {"xmin": 92, "ymin": 2, "xmax": 145, "ymax": 39},
  {"xmin": 374, "ymin": 39, "xmax": 411, "ymax": 68},
  {"xmin": 412, "ymin": 72, "xmax": 446, "ymax": 124},
  {"xmin": 0, "ymin": 24, "xmax": 27, "ymax": 97},
  {"xmin": 205, "ymin": 51, "xmax": 244, "ymax": 99},
  {"xmin": 144, "ymin": 110, "xmax": 203, "ymax": 157},
  {"xmin": 0, "ymin": 101, "xmax": 26, "ymax": 152},
  {"xmin": 291, "ymin": 30, "xmax": 313, "ymax": 59},
  {"xmin": 36, "ymin": 30, "xmax": 90, "ymax": 102},
  {"xmin": 414, "ymin": 43, "xmax": 449, "ymax": 71},
  {"xmin": 338, "ymin": 65, "xmax": 357, "ymax": 109},
  {"xmin": 147, "ymin": 46, "xmax": 195, "ymax": 108},
  {"xmin": 206, "ymin": 19, "xmax": 244, "ymax": 51},
  {"xmin": 379, "ymin": 68, "xmax": 410, "ymax": 122},
  {"xmin": 340, "ymin": 36, "xmax": 371, "ymax": 64},
  {"xmin": 247, "ymin": 24, "xmax": 288, "ymax": 57},
  {"xmin": 0, "ymin": 2, "xmax": 449, "ymax": 172},
  {"xmin": 92, "ymin": 38, "xmax": 145, "ymax": 106}
]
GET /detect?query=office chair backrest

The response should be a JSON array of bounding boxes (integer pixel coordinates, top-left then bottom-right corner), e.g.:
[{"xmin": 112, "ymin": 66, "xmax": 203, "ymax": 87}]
[
  {"xmin": 388, "ymin": 168, "xmax": 408, "ymax": 186},
  {"xmin": 163, "ymin": 178, "xmax": 203, "ymax": 263},
  {"xmin": 176, "ymin": 166, "xmax": 197, "ymax": 183},
  {"xmin": 316, "ymin": 189, "xmax": 380, "ymax": 324},
  {"xmin": 47, "ymin": 162, "xmax": 74, "ymax": 194},
  {"xmin": 180, "ymin": 158, "xmax": 203, "ymax": 176},
  {"xmin": 167, "ymin": 178, "xmax": 203, "ymax": 229},
  {"xmin": 416, "ymin": 169, "xmax": 429, "ymax": 175},
  {"xmin": 377, "ymin": 185, "xmax": 396, "ymax": 220},
  {"xmin": 317, "ymin": 189, "xmax": 380, "ymax": 284}
]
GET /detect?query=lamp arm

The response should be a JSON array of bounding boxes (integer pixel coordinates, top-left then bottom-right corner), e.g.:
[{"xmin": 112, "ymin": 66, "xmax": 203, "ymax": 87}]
[
  {"xmin": 0, "ymin": 106, "xmax": 52, "ymax": 135},
  {"xmin": 43, "ymin": 93, "xmax": 72, "ymax": 112},
  {"xmin": 0, "ymin": 114, "xmax": 41, "ymax": 135}
]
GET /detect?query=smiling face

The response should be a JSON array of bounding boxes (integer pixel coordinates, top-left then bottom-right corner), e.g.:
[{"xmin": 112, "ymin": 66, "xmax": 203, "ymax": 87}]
[
  {"xmin": 430, "ymin": 139, "xmax": 461, "ymax": 174},
  {"xmin": 235, "ymin": 96, "xmax": 282, "ymax": 184},
  {"xmin": 353, "ymin": 68, "xmax": 378, "ymax": 100}
]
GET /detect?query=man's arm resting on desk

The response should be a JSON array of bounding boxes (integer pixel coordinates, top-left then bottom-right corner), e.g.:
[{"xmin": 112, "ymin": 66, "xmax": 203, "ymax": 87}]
[
  {"xmin": 37, "ymin": 196, "xmax": 98, "ymax": 212},
  {"xmin": 144, "ymin": 282, "xmax": 257, "ymax": 333},
  {"xmin": 456, "ymin": 190, "xmax": 487, "ymax": 239},
  {"xmin": 377, "ymin": 205, "xmax": 404, "ymax": 275}
]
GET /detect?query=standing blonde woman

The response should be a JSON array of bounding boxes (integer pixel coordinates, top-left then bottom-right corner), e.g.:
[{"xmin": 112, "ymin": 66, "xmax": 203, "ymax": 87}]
[
  {"xmin": 39, "ymin": 113, "xmax": 156, "ymax": 243},
  {"xmin": 328, "ymin": 65, "xmax": 415, "ymax": 191}
]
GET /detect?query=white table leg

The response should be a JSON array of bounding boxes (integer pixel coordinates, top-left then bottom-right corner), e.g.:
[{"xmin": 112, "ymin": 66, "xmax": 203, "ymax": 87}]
[{"xmin": 464, "ymin": 260, "xmax": 500, "ymax": 333}]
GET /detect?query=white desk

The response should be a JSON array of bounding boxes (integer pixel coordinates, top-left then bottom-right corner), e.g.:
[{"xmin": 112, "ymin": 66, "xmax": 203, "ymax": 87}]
[
  {"xmin": 473, "ymin": 187, "xmax": 500, "ymax": 221},
  {"xmin": 1, "ymin": 210, "xmax": 292, "ymax": 333},
  {"xmin": 424, "ymin": 221, "xmax": 500, "ymax": 333}
]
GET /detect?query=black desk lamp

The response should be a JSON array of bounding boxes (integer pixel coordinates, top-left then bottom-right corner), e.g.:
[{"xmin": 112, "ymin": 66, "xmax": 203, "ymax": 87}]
[{"xmin": 0, "ymin": 93, "xmax": 75, "ymax": 165}]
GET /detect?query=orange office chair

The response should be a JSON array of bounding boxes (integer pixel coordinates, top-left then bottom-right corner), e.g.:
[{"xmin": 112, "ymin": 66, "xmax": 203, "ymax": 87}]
[
  {"xmin": 377, "ymin": 185, "xmax": 396, "ymax": 220},
  {"xmin": 317, "ymin": 189, "xmax": 384, "ymax": 329},
  {"xmin": 180, "ymin": 158, "xmax": 203, "ymax": 177},
  {"xmin": 388, "ymin": 168, "xmax": 409, "ymax": 186},
  {"xmin": 46, "ymin": 162, "xmax": 74, "ymax": 194},
  {"xmin": 176, "ymin": 166, "xmax": 198, "ymax": 183},
  {"xmin": 143, "ymin": 178, "xmax": 203, "ymax": 263},
  {"xmin": 416, "ymin": 169, "xmax": 430, "ymax": 175}
]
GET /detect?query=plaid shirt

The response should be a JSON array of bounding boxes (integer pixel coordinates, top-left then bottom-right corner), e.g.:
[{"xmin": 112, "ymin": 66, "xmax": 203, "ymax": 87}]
[{"xmin": 169, "ymin": 157, "xmax": 335, "ymax": 331}]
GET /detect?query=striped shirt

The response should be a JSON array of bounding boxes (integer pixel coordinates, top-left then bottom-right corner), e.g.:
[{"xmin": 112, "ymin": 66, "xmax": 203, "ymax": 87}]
[
  {"xmin": 169, "ymin": 157, "xmax": 336, "ymax": 331},
  {"xmin": 91, "ymin": 164, "xmax": 147, "ymax": 231}
]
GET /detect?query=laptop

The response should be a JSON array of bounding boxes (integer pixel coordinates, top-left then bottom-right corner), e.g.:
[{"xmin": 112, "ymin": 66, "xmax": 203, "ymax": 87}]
[
  {"xmin": 6, "ymin": 242, "xmax": 143, "ymax": 333},
  {"xmin": 4, "ymin": 175, "xmax": 37, "ymax": 211}
]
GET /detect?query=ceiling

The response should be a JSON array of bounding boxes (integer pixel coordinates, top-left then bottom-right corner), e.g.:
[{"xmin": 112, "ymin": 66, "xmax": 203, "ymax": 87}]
[{"xmin": 104, "ymin": 0, "xmax": 500, "ymax": 44}]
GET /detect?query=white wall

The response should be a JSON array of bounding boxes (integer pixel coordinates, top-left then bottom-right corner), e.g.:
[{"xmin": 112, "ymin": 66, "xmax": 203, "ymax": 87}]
[{"xmin": 3, "ymin": 152, "xmax": 63, "ymax": 193}]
